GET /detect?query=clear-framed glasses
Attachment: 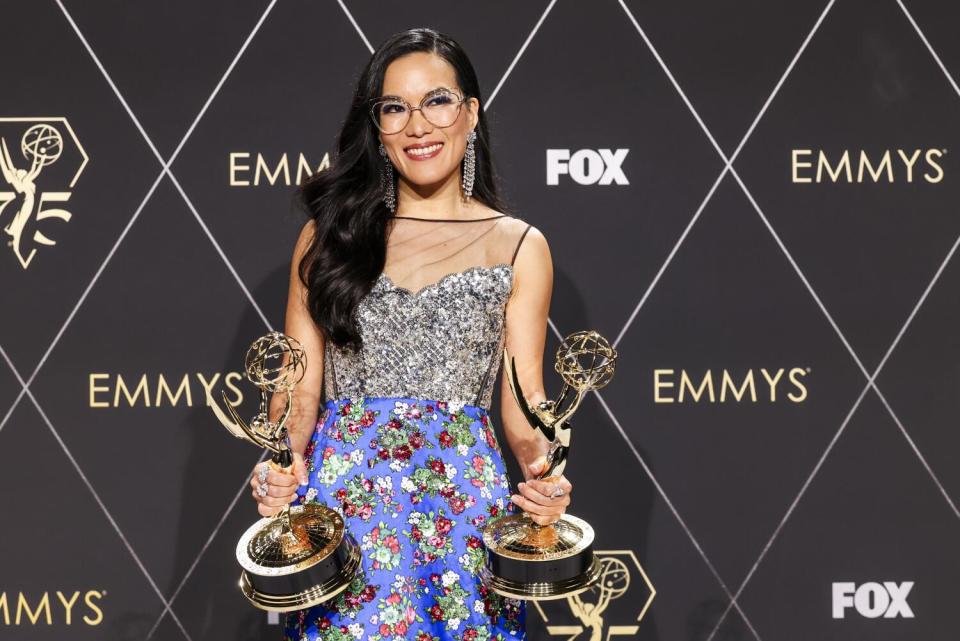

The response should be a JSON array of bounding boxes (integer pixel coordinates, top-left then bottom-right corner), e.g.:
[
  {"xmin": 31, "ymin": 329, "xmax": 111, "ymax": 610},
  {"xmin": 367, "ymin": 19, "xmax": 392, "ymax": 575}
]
[{"xmin": 369, "ymin": 87, "xmax": 466, "ymax": 134}]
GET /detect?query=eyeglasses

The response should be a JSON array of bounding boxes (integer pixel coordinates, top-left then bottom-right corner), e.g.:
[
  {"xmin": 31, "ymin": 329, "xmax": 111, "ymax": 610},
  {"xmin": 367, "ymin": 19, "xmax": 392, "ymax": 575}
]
[{"xmin": 369, "ymin": 87, "xmax": 466, "ymax": 134}]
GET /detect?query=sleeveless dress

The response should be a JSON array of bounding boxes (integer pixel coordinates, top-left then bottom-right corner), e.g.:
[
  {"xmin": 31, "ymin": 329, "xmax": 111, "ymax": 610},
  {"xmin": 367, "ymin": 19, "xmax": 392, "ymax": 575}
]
[{"xmin": 284, "ymin": 214, "xmax": 533, "ymax": 641}]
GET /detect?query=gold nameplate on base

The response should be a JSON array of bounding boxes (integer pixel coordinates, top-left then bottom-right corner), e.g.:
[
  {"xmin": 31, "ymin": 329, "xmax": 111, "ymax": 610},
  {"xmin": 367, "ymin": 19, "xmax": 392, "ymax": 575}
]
[
  {"xmin": 482, "ymin": 330, "xmax": 617, "ymax": 600},
  {"xmin": 211, "ymin": 332, "xmax": 359, "ymax": 612}
]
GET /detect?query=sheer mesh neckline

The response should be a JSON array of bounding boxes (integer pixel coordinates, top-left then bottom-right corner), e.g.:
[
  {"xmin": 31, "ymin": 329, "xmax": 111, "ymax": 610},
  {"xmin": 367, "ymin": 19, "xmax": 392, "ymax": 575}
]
[{"xmin": 380, "ymin": 214, "xmax": 525, "ymax": 295}]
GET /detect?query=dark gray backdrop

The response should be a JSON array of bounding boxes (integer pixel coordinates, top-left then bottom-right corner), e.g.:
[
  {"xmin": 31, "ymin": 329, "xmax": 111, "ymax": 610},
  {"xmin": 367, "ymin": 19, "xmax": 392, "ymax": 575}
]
[{"xmin": 2, "ymin": 0, "xmax": 959, "ymax": 639}]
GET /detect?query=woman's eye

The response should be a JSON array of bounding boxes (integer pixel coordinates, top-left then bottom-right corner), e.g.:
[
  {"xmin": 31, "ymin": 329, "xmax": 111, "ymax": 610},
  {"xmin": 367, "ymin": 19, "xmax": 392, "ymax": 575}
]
[
  {"xmin": 427, "ymin": 95, "xmax": 453, "ymax": 106},
  {"xmin": 382, "ymin": 103, "xmax": 405, "ymax": 114}
]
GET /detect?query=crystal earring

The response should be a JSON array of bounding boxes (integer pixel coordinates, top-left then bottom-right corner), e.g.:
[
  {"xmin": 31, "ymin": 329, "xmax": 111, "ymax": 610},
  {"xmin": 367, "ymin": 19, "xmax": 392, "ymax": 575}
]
[
  {"xmin": 378, "ymin": 142, "xmax": 396, "ymax": 213},
  {"xmin": 462, "ymin": 130, "xmax": 477, "ymax": 199}
]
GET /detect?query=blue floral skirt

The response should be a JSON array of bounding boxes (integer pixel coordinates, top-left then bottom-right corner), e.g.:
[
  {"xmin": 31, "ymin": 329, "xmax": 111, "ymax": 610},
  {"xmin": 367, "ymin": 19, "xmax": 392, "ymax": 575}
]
[{"xmin": 283, "ymin": 396, "xmax": 527, "ymax": 641}]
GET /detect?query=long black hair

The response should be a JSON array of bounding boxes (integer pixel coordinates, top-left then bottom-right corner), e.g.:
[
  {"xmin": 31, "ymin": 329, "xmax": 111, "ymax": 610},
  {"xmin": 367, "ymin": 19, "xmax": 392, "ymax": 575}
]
[{"xmin": 296, "ymin": 27, "xmax": 512, "ymax": 349}]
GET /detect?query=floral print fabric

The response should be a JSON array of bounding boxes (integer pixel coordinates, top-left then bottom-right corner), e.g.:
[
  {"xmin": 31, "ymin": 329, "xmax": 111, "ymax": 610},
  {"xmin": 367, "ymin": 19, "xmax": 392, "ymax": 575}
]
[{"xmin": 284, "ymin": 396, "xmax": 526, "ymax": 641}]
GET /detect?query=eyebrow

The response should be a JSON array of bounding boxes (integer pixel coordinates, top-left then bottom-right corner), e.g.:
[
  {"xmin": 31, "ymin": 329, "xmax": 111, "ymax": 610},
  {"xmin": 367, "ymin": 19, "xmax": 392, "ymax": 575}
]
[{"xmin": 376, "ymin": 86, "xmax": 456, "ymax": 102}]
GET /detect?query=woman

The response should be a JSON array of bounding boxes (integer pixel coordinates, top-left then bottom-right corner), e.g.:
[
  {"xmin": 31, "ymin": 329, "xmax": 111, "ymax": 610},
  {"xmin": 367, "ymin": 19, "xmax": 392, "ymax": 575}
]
[{"xmin": 250, "ymin": 27, "xmax": 572, "ymax": 640}]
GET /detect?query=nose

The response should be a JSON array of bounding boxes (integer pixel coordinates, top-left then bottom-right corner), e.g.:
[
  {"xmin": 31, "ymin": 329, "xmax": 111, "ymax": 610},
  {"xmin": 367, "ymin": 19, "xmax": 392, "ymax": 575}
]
[{"xmin": 404, "ymin": 107, "xmax": 433, "ymax": 136}]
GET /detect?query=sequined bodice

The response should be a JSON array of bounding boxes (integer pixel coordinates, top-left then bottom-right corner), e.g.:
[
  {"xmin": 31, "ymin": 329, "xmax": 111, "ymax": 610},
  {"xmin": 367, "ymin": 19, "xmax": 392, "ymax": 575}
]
[{"xmin": 323, "ymin": 263, "xmax": 514, "ymax": 409}]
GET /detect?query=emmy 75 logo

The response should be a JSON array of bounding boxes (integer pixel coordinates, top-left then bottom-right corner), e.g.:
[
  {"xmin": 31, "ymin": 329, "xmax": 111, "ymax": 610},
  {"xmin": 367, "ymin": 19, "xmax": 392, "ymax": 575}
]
[{"xmin": 0, "ymin": 118, "xmax": 87, "ymax": 269}]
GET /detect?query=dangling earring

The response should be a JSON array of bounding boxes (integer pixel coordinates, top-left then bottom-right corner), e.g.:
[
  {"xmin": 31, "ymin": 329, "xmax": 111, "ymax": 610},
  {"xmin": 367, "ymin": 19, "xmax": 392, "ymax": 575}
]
[
  {"xmin": 378, "ymin": 142, "xmax": 396, "ymax": 213},
  {"xmin": 462, "ymin": 129, "xmax": 477, "ymax": 199}
]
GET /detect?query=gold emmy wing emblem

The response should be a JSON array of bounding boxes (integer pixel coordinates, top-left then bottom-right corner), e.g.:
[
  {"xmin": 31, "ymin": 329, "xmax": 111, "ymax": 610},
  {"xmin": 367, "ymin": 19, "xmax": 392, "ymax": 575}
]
[
  {"xmin": 482, "ymin": 330, "xmax": 618, "ymax": 600},
  {"xmin": 532, "ymin": 550, "xmax": 656, "ymax": 639},
  {"xmin": 209, "ymin": 331, "xmax": 360, "ymax": 611},
  {"xmin": 0, "ymin": 118, "xmax": 87, "ymax": 269},
  {"xmin": 567, "ymin": 556, "xmax": 631, "ymax": 637}
]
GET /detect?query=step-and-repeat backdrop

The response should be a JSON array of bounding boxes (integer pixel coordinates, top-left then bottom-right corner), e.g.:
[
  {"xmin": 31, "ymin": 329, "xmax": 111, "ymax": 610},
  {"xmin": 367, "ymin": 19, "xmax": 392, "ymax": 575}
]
[{"xmin": 3, "ymin": 0, "xmax": 959, "ymax": 639}]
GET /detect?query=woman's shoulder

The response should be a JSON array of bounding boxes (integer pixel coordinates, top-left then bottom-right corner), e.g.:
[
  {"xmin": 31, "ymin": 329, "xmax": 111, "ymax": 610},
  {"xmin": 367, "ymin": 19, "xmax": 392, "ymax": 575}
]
[
  {"xmin": 460, "ymin": 205, "xmax": 546, "ymax": 268},
  {"xmin": 482, "ymin": 209, "xmax": 544, "ymax": 241},
  {"xmin": 501, "ymin": 214, "xmax": 548, "ymax": 250},
  {"xmin": 483, "ymin": 212, "xmax": 549, "ymax": 269}
]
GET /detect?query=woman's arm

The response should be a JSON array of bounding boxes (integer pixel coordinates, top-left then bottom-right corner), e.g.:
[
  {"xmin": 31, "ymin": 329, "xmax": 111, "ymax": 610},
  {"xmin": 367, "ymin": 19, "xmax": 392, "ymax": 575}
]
[
  {"xmin": 500, "ymin": 225, "xmax": 551, "ymax": 465},
  {"xmin": 500, "ymin": 225, "xmax": 572, "ymax": 524},
  {"xmin": 269, "ymin": 219, "xmax": 325, "ymax": 458},
  {"xmin": 252, "ymin": 219, "xmax": 325, "ymax": 516}
]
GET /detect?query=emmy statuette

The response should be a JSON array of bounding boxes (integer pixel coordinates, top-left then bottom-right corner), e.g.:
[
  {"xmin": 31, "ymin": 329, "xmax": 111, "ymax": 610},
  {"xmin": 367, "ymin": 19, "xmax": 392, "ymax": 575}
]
[
  {"xmin": 481, "ymin": 330, "xmax": 617, "ymax": 600},
  {"xmin": 210, "ymin": 332, "xmax": 360, "ymax": 611}
]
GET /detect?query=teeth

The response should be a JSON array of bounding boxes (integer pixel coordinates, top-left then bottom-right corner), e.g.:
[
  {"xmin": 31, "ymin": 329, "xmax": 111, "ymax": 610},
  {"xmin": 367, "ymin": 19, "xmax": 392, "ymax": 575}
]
[{"xmin": 407, "ymin": 143, "xmax": 442, "ymax": 156}]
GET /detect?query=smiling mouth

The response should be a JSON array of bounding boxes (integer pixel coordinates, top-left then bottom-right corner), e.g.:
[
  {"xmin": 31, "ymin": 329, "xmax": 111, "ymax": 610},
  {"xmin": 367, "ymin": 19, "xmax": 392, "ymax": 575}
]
[{"xmin": 405, "ymin": 142, "xmax": 444, "ymax": 158}]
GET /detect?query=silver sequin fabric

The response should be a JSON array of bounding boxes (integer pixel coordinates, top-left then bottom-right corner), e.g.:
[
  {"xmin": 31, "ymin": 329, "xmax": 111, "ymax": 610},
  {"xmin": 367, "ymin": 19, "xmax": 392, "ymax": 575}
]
[{"xmin": 323, "ymin": 263, "xmax": 514, "ymax": 410}]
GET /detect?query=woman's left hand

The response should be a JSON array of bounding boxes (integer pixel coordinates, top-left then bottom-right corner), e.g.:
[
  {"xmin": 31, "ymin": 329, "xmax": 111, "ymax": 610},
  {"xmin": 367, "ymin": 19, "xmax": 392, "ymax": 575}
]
[{"xmin": 511, "ymin": 455, "xmax": 573, "ymax": 526}]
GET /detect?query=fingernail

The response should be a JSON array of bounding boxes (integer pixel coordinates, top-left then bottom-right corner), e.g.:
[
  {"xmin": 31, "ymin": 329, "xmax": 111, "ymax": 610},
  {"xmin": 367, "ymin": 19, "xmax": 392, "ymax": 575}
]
[
  {"xmin": 511, "ymin": 494, "xmax": 521, "ymax": 503},
  {"xmin": 518, "ymin": 482, "xmax": 526, "ymax": 490}
]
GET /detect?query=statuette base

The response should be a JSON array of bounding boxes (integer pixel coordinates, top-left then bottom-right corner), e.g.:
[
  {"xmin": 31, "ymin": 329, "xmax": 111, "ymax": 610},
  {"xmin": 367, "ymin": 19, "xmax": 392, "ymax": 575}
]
[
  {"xmin": 482, "ymin": 513, "xmax": 601, "ymax": 600},
  {"xmin": 236, "ymin": 504, "xmax": 361, "ymax": 612}
]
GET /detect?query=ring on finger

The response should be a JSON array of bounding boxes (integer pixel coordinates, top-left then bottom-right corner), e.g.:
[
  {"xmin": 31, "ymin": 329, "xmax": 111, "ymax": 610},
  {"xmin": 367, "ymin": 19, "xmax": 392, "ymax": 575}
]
[
  {"xmin": 257, "ymin": 462, "xmax": 269, "ymax": 484},
  {"xmin": 257, "ymin": 481, "xmax": 269, "ymax": 498},
  {"xmin": 550, "ymin": 486, "xmax": 565, "ymax": 498}
]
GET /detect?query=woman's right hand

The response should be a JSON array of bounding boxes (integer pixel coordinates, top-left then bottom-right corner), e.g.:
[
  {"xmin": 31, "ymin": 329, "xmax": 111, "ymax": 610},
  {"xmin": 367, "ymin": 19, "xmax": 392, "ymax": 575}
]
[{"xmin": 249, "ymin": 452, "xmax": 309, "ymax": 517}]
